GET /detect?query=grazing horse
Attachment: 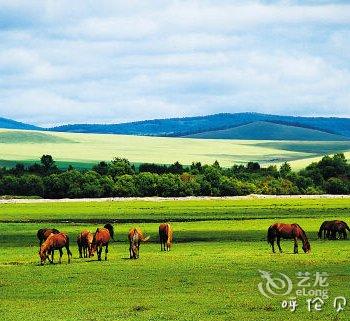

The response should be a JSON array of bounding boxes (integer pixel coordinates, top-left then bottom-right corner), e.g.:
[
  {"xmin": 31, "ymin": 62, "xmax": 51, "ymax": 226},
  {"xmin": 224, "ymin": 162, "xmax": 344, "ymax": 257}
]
[
  {"xmin": 89, "ymin": 224, "xmax": 114, "ymax": 261},
  {"xmin": 267, "ymin": 223, "xmax": 311, "ymax": 254},
  {"xmin": 37, "ymin": 228, "xmax": 60, "ymax": 262},
  {"xmin": 159, "ymin": 223, "xmax": 173, "ymax": 251},
  {"xmin": 77, "ymin": 230, "xmax": 94, "ymax": 258},
  {"xmin": 37, "ymin": 228, "xmax": 60, "ymax": 247},
  {"xmin": 39, "ymin": 232, "xmax": 72, "ymax": 265},
  {"xmin": 318, "ymin": 220, "xmax": 350, "ymax": 240},
  {"xmin": 128, "ymin": 228, "xmax": 150, "ymax": 259}
]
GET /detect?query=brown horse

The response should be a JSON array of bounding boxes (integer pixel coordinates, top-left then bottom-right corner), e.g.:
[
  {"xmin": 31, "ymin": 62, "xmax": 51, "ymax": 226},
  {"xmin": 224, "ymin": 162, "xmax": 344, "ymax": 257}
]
[
  {"xmin": 37, "ymin": 228, "xmax": 60, "ymax": 262},
  {"xmin": 89, "ymin": 224, "xmax": 114, "ymax": 261},
  {"xmin": 267, "ymin": 223, "xmax": 311, "ymax": 254},
  {"xmin": 37, "ymin": 228, "xmax": 60, "ymax": 247},
  {"xmin": 77, "ymin": 230, "xmax": 94, "ymax": 258},
  {"xmin": 159, "ymin": 223, "xmax": 173, "ymax": 251},
  {"xmin": 39, "ymin": 232, "xmax": 72, "ymax": 265},
  {"xmin": 318, "ymin": 220, "xmax": 350, "ymax": 240},
  {"xmin": 128, "ymin": 228, "xmax": 150, "ymax": 259}
]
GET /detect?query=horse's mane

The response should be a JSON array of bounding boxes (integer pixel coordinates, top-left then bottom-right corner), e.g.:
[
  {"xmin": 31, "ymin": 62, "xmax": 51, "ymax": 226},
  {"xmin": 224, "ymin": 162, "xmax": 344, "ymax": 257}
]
[{"xmin": 295, "ymin": 224, "xmax": 308, "ymax": 241}]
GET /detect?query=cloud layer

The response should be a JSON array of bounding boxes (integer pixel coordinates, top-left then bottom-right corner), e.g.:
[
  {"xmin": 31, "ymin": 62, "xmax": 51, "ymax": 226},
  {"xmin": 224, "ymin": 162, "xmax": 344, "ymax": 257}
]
[{"xmin": 0, "ymin": 0, "xmax": 350, "ymax": 126}]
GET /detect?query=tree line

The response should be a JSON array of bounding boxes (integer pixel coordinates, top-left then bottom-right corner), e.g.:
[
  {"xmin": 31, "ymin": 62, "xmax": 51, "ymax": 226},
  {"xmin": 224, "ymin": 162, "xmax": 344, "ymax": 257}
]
[{"xmin": 0, "ymin": 153, "xmax": 349, "ymax": 198}]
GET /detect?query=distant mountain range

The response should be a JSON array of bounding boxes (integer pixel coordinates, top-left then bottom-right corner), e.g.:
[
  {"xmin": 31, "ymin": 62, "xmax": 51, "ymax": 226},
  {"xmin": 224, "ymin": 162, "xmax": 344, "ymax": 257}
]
[{"xmin": 1, "ymin": 113, "xmax": 350, "ymax": 141}]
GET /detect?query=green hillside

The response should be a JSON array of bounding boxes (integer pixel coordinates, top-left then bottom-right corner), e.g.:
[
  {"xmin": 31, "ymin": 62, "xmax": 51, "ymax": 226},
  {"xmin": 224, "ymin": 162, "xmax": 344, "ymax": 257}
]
[
  {"xmin": 0, "ymin": 131, "xmax": 75, "ymax": 144},
  {"xmin": 186, "ymin": 121, "xmax": 349, "ymax": 141}
]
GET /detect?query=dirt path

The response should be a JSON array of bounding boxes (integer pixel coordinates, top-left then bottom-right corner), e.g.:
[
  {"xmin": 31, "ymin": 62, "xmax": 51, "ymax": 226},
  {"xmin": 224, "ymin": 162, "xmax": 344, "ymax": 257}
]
[{"xmin": 0, "ymin": 194, "xmax": 349, "ymax": 204}]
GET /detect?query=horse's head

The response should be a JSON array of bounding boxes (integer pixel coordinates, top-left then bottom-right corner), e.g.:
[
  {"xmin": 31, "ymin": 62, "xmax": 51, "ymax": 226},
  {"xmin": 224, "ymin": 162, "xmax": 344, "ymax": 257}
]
[
  {"xmin": 89, "ymin": 243, "xmax": 96, "ymax": 257},
  {"xmin": 39, "ymin": 248, "xmax": 48, "ymax": 265},
  {"xmin": 302, "ymin": 241, "xmax": 311, "ymax": 254}
]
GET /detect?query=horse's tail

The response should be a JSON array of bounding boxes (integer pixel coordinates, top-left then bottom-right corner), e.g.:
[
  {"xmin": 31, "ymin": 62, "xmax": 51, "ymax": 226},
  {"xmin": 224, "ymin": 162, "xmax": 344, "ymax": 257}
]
[
  {"xmin": 166, "ymin": 224, "xmax": 173, "ymax": 248},
  {"xmin": 65, "ymin": 234, "xmax": 73, "ymax": 257},
  {"xmin": 140, "ymin": 231, "xmax": 150, "ymax": 242},
  {"xmin": 267, "ymin": 226, "xmax": 275, "ymax": 245},
  {"xmin": 318, "ymin": 222, "xmax": 326, "ymax": 238},
  {"xmin": 104, "ymin": 223, "xmax": 115, "ymax": 241}
]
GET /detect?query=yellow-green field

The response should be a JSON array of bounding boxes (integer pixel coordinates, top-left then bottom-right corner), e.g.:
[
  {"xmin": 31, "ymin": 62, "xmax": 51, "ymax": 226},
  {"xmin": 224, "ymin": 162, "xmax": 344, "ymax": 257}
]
[{"xmin": 0, "ymin": 129, "xmax": 349, "ymax": 169}]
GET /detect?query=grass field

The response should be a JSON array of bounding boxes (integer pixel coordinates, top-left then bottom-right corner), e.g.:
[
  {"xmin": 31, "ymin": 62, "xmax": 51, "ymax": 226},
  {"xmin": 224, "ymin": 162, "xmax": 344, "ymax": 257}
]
[
  {"xmin": 0, "ymin": 128, "xmax": 350, "ymax": 169},
  {"xmin": 1, "ymin": 198, "xmax": 350, "ymax": 320}
]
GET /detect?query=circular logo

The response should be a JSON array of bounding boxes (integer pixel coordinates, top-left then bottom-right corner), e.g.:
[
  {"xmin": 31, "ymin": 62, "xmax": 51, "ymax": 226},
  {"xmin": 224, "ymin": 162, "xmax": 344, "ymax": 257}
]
[{"xmin": 258, "ymin": 270, "xmax": 293, "ymax": 298}]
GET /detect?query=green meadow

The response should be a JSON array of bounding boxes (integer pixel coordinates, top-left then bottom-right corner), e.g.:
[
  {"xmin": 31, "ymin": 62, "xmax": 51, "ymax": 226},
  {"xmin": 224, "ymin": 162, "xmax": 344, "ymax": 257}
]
[
  {"xmin": 1, "ymin": 197, "xmax": 350, "ymax": 320},
  {"xmin": 0, "ymin": 129, "xmax": 350, "ymax": 169}
]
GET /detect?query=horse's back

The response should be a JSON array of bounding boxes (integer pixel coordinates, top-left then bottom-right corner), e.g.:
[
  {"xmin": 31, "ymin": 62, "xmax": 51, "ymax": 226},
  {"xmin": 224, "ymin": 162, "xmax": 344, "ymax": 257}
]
[{"xmin": 95, "ymin": 228, "xmax": 111, "ymax": 244}]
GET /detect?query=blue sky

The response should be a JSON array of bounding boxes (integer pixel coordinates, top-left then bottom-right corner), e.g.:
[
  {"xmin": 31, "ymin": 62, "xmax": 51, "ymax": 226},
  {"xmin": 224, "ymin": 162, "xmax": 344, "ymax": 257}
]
[{"xmin": 0, "ymin": 1, "xmax": 350, "ymax": 126}]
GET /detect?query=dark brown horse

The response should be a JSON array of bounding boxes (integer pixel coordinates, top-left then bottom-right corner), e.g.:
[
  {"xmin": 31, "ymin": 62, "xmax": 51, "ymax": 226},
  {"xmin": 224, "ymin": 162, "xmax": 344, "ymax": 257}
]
[
  {"xmin": 159, "ymin": 223, "xmax": 173, "ymax": 251},
  {"xmin": 37, "ymin": 228, "xmax": 60, "ymax": 247},
  {"xmin": 77, "ymin": 230, "xmax": 94, "ymax": 258},
  {"xmin": 39, "ymin": 232, "xmax": 72, "ymax": 265},
  {"xmin": 89, "ymin": 224, "xmax": 114, "ymax": 261},
  {"xmin": 267, "ymin": 223, "xmax": 311, "ymax": 254},
  {"xmin": 128, "ymin": 228, "xmax": 150, "ymax": 259},
  {"xmin": 318, "ymin": 220, "xmax": 350, "ymax": 240}
]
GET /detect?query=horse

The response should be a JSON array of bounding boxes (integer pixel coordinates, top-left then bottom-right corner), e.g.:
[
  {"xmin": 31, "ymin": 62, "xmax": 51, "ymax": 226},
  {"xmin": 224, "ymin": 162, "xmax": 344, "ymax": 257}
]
[
  {"xmin": 267, "ymin": 223, "xmax": 311, "ymax": 254},
  {"xmin": 37, "ymin": 228, "xmax": 60, "ymax": 247},
  {"xmin": 159, "ymin": 223, "xmax": 173, "ymax": 251},
  {"xmin": 128, "ymin": 228, "xmax": 150, "ymax": 259},
  {"xmin": 39, "ymin": 232, "xmax": 72, "ymax": 265},
  {"xmin": 89, "ymin": 223, "xmax": 114, "ymax": 261},
  {"xmin": 318, "ymin": 220, "xmax": 350, "ymax": 240},
  {"xmin": 37, "ymin": 228, "xmax": 60, "ymax": 262},
  {"xmin": 77, "ymin": 230, "xmax": 94, "ymax": 258}
]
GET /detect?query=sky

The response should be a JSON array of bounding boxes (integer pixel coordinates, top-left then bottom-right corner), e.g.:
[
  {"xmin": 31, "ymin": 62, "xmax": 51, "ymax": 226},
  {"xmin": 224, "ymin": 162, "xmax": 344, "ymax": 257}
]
[{"xmin": 0, "ymin": 0, "xmax": 350, "ymax": 127}]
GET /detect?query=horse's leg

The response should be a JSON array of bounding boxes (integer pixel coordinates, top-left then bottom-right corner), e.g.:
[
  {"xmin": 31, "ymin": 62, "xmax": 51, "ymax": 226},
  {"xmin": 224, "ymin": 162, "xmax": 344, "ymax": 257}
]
[
  {"xmin": 276, "ymin": 236, "xmax": 282, "ymax": 253},
  {"xmin": 59, "ymin": 248, "xmax": 63, "ymax": 263},
  {"xmin": 98, "ymin": 245, "xmax": 102, "ymax": 261},
  {"xmin": 270, "ymin": 238, "xmax": 275, "ymax": 253},
  {"xmin": 105, "ymin": 243, "xmax": 108, "ymax": 261},
  {"xmin": 78, "ymin": 246, "xmax": 82, "ymax": 258},
  {"xmin": 129, "ymin": 244, "xmax": 133, "ymax": 259},
  {"xmin": 51, "ymin": 250, "xmax": 54, "ymax": 264},
  {"xmin": 293, "ymin": 238, "xmax": 298, "ymax": 254}
]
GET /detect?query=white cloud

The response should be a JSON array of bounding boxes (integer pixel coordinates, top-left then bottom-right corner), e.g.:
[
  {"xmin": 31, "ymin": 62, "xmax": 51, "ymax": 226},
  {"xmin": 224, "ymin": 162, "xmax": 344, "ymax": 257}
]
[{"xmin": 0, "ymin": 1, "xmax": 350, "ymax": 125}]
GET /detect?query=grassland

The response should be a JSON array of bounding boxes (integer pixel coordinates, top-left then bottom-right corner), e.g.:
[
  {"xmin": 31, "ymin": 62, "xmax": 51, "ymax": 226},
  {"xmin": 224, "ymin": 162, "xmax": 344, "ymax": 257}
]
[
  {"xmin": 0, "ymin": 129, "xmax": 350, "ymax": 170},
  {"xmin": 1, "ymin": 198, "xmax": 350, "ymax": 320}
]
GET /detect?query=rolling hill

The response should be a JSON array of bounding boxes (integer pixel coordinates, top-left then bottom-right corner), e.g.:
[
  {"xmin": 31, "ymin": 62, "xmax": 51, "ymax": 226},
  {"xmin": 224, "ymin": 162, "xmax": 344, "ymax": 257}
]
[
  {"xmin": 0, "ymin": 116, "xmax": 41, "ymax": 131},
  {"xmin": 49, "ymin": 113, "xmax": 350, "ymax": 139},
  {"xmin": 0, "ymin": 113, "xmax": 350, "ymax": 140},
  {"xmin": 186, "ymin": 121, "xmax": 349, "ymax": 141}
]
